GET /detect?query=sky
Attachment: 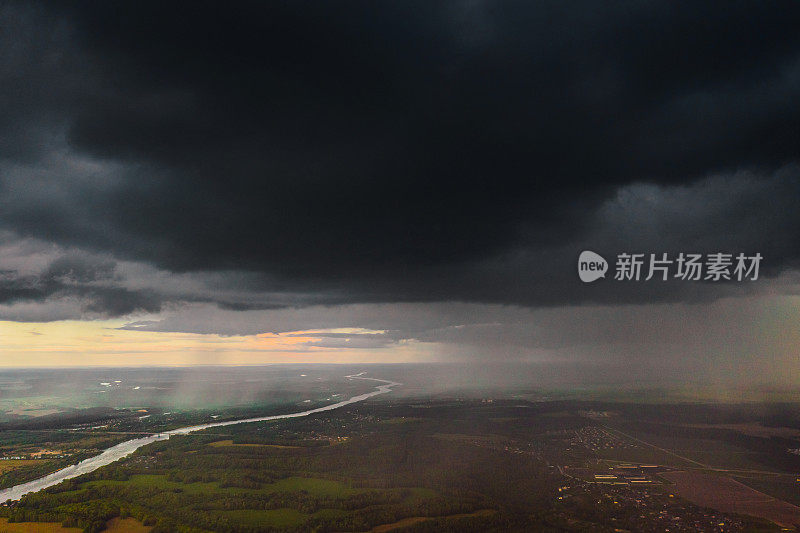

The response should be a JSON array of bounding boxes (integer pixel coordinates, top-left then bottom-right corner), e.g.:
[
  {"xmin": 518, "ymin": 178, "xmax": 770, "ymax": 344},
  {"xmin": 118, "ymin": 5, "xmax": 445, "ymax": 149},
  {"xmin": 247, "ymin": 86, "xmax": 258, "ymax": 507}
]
[{"xmin": 1, "ymin": 1, "xmax": 800, "ymax": 385}]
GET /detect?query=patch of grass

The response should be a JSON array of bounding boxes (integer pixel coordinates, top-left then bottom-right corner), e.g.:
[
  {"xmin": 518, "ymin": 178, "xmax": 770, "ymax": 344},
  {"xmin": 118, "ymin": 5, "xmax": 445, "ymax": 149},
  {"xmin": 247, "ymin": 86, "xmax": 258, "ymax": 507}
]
[{"xmin": 267, "ymin": 476, "xmax": 358, "ymax": 497}]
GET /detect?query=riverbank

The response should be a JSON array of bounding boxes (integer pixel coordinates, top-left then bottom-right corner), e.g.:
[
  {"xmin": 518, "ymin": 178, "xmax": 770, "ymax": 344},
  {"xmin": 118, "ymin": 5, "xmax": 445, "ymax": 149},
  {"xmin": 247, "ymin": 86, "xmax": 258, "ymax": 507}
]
[{"xmin": 0, "ymin": 375, "xmax": 399, "ymax": 502}]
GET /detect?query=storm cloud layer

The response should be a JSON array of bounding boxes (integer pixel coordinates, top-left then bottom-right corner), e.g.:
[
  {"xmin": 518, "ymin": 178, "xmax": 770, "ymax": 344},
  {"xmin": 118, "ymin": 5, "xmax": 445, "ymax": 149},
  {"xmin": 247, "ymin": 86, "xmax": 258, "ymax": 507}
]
[{"xmin": 1, "ymin": 1, "xmax": 800, "ymax": 320}]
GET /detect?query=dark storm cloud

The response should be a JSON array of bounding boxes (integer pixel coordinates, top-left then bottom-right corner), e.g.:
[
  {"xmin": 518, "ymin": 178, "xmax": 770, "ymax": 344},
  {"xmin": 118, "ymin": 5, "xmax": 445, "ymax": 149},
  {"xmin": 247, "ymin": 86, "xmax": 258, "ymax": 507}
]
[
  {"xmin": 43, "ymin": 253, "xmax": 116, "ymax": 284},
  {"xmin": 0, "ymin": 252, "xmax": 162, "ymax": 318},
  {"xmin": 1, "ymin": 1, "xmax": 799, "ymax": 308}
]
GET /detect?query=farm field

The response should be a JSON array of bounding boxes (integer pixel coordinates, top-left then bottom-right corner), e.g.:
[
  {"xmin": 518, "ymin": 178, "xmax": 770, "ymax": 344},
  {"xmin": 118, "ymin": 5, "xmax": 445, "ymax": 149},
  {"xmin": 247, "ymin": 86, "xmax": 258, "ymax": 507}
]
[{"xmin": 662, "ymin": 470, "xmax": 800, "ymax": 529}]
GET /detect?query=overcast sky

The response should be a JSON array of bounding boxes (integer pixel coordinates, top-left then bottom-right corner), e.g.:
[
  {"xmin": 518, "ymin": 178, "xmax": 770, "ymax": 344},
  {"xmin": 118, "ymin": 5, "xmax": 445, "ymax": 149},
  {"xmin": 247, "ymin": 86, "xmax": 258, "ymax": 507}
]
[{"xmin": 1, "ymin": 1, "xmax": 799, "ymax": 384}]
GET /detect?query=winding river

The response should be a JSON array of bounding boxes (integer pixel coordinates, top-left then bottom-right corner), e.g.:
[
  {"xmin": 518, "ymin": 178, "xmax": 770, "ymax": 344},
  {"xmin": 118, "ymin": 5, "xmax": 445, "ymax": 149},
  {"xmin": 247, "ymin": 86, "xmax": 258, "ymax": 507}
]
[{"xmin": 0, "ymin": 373, "xmax": 399, "ymax": 502}]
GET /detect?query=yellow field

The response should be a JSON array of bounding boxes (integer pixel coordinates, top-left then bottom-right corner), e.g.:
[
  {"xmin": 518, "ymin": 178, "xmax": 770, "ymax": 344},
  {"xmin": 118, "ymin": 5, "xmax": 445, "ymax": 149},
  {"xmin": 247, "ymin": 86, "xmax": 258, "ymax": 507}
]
[
  {"xmin": 0, "ymin": 459, "xmax": 39, "ymax": 474},
  {"xmin": 0, "ymin": 518, "xmax": 81, "ymax": 532}
]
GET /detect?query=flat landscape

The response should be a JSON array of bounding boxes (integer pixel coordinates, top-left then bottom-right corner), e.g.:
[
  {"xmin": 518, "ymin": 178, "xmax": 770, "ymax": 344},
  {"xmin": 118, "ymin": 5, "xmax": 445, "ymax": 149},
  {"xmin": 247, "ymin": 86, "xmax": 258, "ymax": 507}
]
[{"xmin": 0, "ymin": 367, "xmax": 798, "ymax": 532}]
